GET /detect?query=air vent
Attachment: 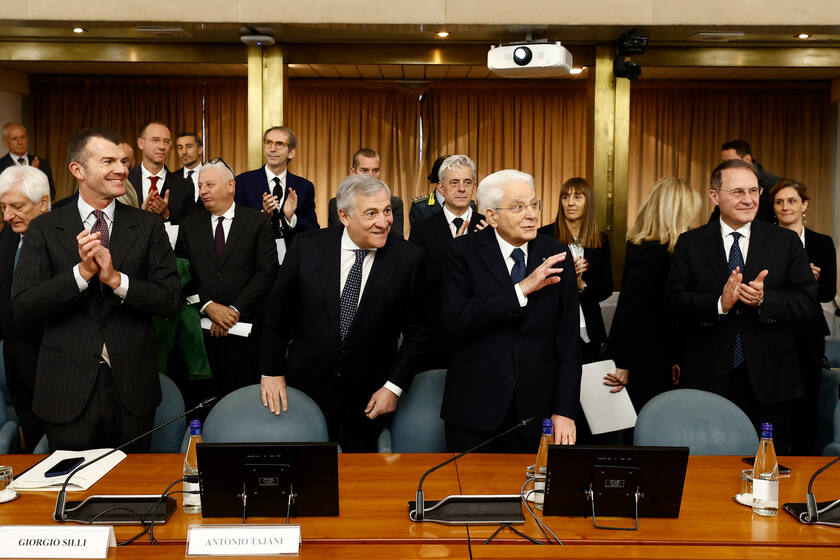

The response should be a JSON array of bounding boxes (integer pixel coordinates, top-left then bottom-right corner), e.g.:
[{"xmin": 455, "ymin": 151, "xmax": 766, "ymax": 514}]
[
  {"xmin": 687, "ymin": 31, "xmax": 745, "ymax": 42},
  {"xmin": 135, "ymin": 26, "xmax": 191, "ymax": 38}
]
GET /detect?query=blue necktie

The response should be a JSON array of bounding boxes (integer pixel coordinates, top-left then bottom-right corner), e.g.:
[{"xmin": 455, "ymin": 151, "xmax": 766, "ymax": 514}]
[
  {"xmin": 13, "ymin": 242, "xmax": 21, "ymax": 270},
  {"xmin": 340, "ymin": 249, "xmax": 368, "ymax": 342},
  {"xmin": 728, "ymin": 232, "xmax": 745, "ymax": 369},
  {"xmin": 510, "ymin": 248, "xmax": 526, "ymax": 285}
]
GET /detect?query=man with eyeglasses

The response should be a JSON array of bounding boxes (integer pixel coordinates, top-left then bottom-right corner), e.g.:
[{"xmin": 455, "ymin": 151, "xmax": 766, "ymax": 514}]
[
  {"xmin": 667, "ymin": 159, "xmax": 817, "ymax": 453},
  {"xmin": 440, "ymin": 169, "xmax": 581, "ymax": 452},
  {"xmin": 175, "ymin": 161, "xmax": 277, "ymax": 399},
  {"xmin": 708, "ymin": 139, "xmax": 780, "ymax": 224},
  {"xmin": 234, "ymin": 126, "xmax": 318, "ymax": 250},
  {"xmin": 127, "ymin": 121, "xmax": 196, "ymax": 225}
]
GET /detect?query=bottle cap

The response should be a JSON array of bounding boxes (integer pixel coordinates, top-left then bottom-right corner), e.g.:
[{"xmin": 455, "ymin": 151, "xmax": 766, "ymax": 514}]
[
  {"xmin": 542, "ymin": 418, "xmax": 552, "ymax": 435},
  {"xmin": 189, "ymin": 419, "xmax": 202, "ymax": 435},
  {"xmin": 760, "ymin": 422, "xmax": 773, "ymax": 438}
]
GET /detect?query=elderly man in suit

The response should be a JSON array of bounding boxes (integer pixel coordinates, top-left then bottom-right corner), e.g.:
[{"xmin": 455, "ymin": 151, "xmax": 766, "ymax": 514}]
[
  {"xmin": 176, "ymin": 160, "xmax": 277, "ymax": 398},
  {"xmin": 234, "ymin": 126, "xmax": 318, "ymax": 246},
  {"xmin": 440, "ymin": 169, "xmax": 580, "ymax": 452},
  {"xmin": 12, "ymin": 127, "xmax": 181, "ymax": 451},
  {"xmin": 0, "ymin": 165, "xmax": 51, "ymax": 451},
  {"xmin": 667, "ymin": 158, "xmax": 818, "ymax": 453},
  {"xmin": 127, "ymin": 121, "xmax": 196, "ymax": 225},
  {"xmin": 0, "ymin": 123, "xmax": 55, "ymax": 199},
  {"xmin": 259, "ymin": 174, "xmax": 427, "ymax": 452},
  {"xmin": 327, "ymin": 148, "xmax": 405, "ymax": 236}
]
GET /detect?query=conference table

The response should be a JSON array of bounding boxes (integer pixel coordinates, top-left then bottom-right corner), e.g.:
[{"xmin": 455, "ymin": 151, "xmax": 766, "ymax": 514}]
[{"xmin": 1, "ymin": 453, "xmax": 838, "ymax": 558}]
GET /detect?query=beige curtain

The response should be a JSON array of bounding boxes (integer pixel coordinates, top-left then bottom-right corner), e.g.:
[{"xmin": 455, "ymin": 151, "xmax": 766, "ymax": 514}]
[
  {"xmin": 30, "ymin": 76, "xmax": 246, "ymax": 200},
  {"xmin": 420, "ymin": 81, "xmax": 590, "ymax": 227},
  {"xmin": 286, "ymin": 81, "xmax": 422, "ymax": 233},
  {"xmin": 628, "ymin": 81, "xmax": 833, "ymax": 235}
]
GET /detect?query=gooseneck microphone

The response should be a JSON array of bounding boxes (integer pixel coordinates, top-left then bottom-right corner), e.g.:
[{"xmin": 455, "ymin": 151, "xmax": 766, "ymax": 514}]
[
  {"xmin": 803, "ymin": 455, "xmax": 840, "ymax": 524},
  {"xmin": 53, "ymin": 396, "xmax": 218, "ymax": 522},
  {"xmin": 412, "ymin": 417, "xmax": 535, "ymax": 522}
]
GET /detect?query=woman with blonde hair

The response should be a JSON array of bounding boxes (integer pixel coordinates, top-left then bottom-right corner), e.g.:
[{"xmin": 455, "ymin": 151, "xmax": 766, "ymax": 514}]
[
  {"xmin": 605, "ymin": 177, "xmax": 702, "ymax": 411},
  {"xmin": 538, "ymin": 177, "xmax": 613, "ymax": 364}
]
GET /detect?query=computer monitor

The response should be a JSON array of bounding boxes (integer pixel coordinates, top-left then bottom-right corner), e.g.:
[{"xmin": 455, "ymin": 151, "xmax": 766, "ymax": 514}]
[
  {"xmin": 543, "ymin": 445, "xmax": 689, "ymax": 518},
  {"xmin": 196, "ymin": 442, "xmax": 339, "ymax": 518}
]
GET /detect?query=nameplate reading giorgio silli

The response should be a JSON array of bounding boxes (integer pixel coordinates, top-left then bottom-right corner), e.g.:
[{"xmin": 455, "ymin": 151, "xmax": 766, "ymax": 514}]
[{"xmin": 0, "ymin": 526, "xmax": 115, "ymax": 558}]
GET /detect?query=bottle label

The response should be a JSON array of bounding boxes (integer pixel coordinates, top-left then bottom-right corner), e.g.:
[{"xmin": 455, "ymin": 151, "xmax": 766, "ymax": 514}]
[
  {"xmin": 752, "ymin": 479, "xmax": 778, "ymax": 504},
  {"xmin": 183, "ymin": 480, "xmax": 201, "ymax": 509}
]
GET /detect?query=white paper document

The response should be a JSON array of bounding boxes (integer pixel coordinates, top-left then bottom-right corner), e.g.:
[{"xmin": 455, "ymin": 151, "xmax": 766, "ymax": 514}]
[
  {"xmin": 200, "ymin": 318, "xmax": 253, "ymax": 337},
  {"xmin": 275, "ymin": 238, "xmax": 287, "ymax": 265},
  {"xmin": 579, "ymin": 360, "xmax": 638, "ymax": 434},
  {"xmin": 8, "ymin": 449, "xmax": 126, "ymax": 492},
  {"xmin": 164, "ymin": 223, "xmax": 180, "ymax": 250}
]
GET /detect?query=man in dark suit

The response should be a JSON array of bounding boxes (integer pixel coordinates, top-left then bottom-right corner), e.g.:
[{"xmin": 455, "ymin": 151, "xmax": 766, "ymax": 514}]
[
  {"xmin": 173, "ymin": 131, "xmax": 203, "ymax": 211},
  {"xmin": 234, "ymin": 126, "xmax": 318, "ymax": 248},
  {"xmin": 176, "ymin": 161, "xmax": 277, "ymax": 399},
  {"xmin": 1, "ymin": 123, "xmax": 55, "ymax": 199},
  {"xmin": 259, "ymin": 174, "xmax": 427, "ymax": 452},
  {"xmin": 127, "ymin": 121, "xmax": 195, "ymax": 225},
  {"xmin": 709, "ymin": 139, "xmax": 780, "ymax": 224},
  {"xmin": 667, "ymin": 159, "xmax": 818, "ymax": 453},
  {"xmin": 409, "ymin": 155, "xmax": 449, "ymax": 227},
  {"xmin": 440, "ymin": 169, "xmax": 580, "ymax": 452},
  {"xmin": 12, "ymin": 127, "xmax": 181, "ymax": 451},
  {"xmin": 0, "ymin": 165, "xmax": 51, "ymax": 451},
  {"xmin": 327, "ymin": 148, "xmax": 404, "ymax": 236}
]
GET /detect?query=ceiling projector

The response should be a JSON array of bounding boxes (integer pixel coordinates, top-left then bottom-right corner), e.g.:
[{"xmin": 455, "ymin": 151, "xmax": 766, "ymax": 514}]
[{"xmin": 487, "ymin": 42, "xmax": 573, "ymax": 78}]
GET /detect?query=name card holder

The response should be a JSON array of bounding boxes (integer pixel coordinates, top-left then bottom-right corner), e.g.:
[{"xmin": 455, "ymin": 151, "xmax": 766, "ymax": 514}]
[
  {"xmin": 0, "ymin": 526, "xmax": 115, "ymax": 559},
  {"xmin": 186, "ymin": 525, "xmax": 302, "ymax": 556}
]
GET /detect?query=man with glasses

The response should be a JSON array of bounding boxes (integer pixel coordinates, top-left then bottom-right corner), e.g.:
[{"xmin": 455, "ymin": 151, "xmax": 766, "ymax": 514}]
[
  {"xmin": 234, "ymin": 126, "xmax": 318, "ymax": 250},
  {"xmin": 667, "ymin": 159, "xmax": 817, "ymax": 453},
  {"xmin": 709, "ymin": 139, "xmax": 779, "ymax": 224},
  {"xmin": 440, "ymin": 169, "xmax": 581, "ymax": 452},
  {"xmin": 128, "ymin": 121, "xmax": 196, "ymax": 225}
]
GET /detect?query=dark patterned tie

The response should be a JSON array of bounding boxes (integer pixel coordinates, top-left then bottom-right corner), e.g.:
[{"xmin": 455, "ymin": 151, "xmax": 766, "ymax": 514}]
[
  {"xmin": 339, "ymin": 249, "xmax": 368, "ymax": 342},
  {"xmin": 148, "ymin": 175, "xmax": 160, "ymax": 199},
  {"xmin": 90, "ymin": 210, "xmax": 110, "ymax": 249},
  {"xmin": 510, "ymin": 248, "xmax": 526, "ymax": 285},
  {"xmin": 215, "ymin": 216, "xmax": 225, "ymax": 261},
  {"xmin": 17, "ymin": 157, "xmax": 25, "ymax": 165},
  {"xmin": 728, "ymin": 232, "xmax": 745, "ymax": 368},
  {"xmin": 187, "ymin": 170, "xmax": 194, "ymax": 183},
  {"xmin": 270, "ymin": 177, "xmax": 284, "ymax": 238},
  {"xmin": 452, "ymin": 217, "xmax": 464, "ymax": 236}
]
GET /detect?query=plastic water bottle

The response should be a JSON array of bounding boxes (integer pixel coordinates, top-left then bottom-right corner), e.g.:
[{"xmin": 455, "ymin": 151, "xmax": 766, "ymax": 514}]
[
  {"xmin": 752, "ymin": 422, "xmax": 779, "ymax": 517},
  {"xmin": 534, "ymin": 418, "xmax": 553, "ymax": 510},
  {"xmin": 182, "ymin": 419, "xmax": 202, "ymax": 514}
]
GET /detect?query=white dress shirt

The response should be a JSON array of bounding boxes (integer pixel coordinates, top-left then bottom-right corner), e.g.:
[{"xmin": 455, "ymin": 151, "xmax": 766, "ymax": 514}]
[
  {"xmin": 184, "ymin": 163, "xmax": 201, "ymax": 201},
  {"xmin": 493, "ymin": 229, "xmax": 529, "ymax": 307},
  {"xmin": 442, "ymin": 205, "xmax": 473, "ymax": 237},
  {"xmin": 200, "ymin": 203, "xmax": 237, "ymax": 314},
  {"xmin": 264, "ymin": 165, "xmax": 297, "ymax": 229},
  {"xmin": 339, "ymin": 228, "xmax": 402, "ymax": 397},
  {"xmin": 568, "ymin": 241, "xmax": 590, "ymax": 343},
  {"xmin": 140, "ymin": 163, "xmax": 167, "ymax": 203},
  {"xmin": 11, "ymin": 153, "xmax": 28, "ymax": 165},
  {"xmin": 717, "ymin": 219, "xmax": 752, "ymax": 315},
  {"xmin": 73, "ymin": 196, "xmax": 129, "ymax": 366}
]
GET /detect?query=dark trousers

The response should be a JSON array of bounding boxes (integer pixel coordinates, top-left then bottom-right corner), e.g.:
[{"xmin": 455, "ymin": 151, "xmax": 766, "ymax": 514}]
[
  {"xmin": 203, "ymin": 332, "xmax": 258, "ymax": 400},
  {"xmin": 726, "ymin": 364, "xmax": 793, "ymax": 455},
  {"xmin": 41, "ymin": 363, "xmax": 155, "ymax": 453},
  {"xmin": 322, "ymin": 377, "xmax": 387, "ymax": 453},
  {"xmin": 445, "ymin": 392, "xmax": 540, "ymax": 454},
  {"xmin": 3, "ymin": 340, "xmax": 43, "ymax": 452}
]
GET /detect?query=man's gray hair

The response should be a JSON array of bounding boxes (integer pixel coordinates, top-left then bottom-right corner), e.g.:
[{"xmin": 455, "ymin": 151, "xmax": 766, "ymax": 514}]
[
  {"xmin": 476, "ymin": 169, "xmax": 535, "ymax": 213},
  {"xmin": 2, "ymin": 122, "xmax": 23, "ymax": 138},
  {"xmin": 438, "ymin": 154, "xmax": 476, "ymax": 183},
  {"xmin": 336, "ymin": 174, "xmax": 391, "ymax": 215},
  {"xmin": 0, "ymin": 166, "xmax": 51, "ymax": 210},
  {"xmin": 200, "ymin": 160, "xmax": 234, "ymax": 183}
]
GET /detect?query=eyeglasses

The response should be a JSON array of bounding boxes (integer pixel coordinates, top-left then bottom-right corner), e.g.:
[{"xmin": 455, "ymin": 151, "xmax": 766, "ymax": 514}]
[
  {"xmin": 207, "ymin": 157, "xmax": 234, "ymax": 175},
  {"xmin": 493, "ymin": 200, "xmax": 543, "ymax": 215},
  {"xmin": 264, "ymin": 140, "xmax": 289, "ymax": 150},
  {"xmin": 720, "ymin": 186, "xmax": 762, "ymax": 199}
]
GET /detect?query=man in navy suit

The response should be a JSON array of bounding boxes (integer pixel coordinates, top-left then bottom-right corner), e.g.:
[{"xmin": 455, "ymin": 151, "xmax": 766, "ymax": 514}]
[
  {"xmin": 440, "ymin": 169, "xmax": 580, "ymax": 452},
  {"xmin": 234, "ymin": 126, "xmax": 318, "ymax": 244}
]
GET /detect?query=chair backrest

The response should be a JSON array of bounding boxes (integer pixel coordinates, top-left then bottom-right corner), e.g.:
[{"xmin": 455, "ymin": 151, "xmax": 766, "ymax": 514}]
[
  {"xmin": 0, "ymin": 341, "xmax": 18, "ymax": 423},
  {"xmin": 150, "ymin": 373, "xmax": 186, "ymax": 452},
  {"xmin": 634, "ymin": 389, "xmax": 758, "ymax": 455},
  {"xmin": 202, "ymin": 385, "xmax": 328, "ymax": 443},
  {"xmin": 825, "ymin": 340, "xmax": 840, "ymax": 368},
  {"xmin": 33, "ymin": 434, "xmax": 49, "ymax": 454},
  {"xmin": 389, "ymin": 369, "xmax": 447, "ymax": 453}
]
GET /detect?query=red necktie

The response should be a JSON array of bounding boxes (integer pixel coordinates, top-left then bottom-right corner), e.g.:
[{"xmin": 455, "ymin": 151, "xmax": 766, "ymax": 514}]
[{"xmin": 149, "ymin": 176, "xmax": 160, "ymax": 198}]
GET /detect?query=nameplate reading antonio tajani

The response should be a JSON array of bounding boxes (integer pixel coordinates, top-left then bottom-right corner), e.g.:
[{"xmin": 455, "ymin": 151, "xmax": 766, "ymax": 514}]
[{"xmin": 187, "ymin": 525, "xmax": 301, "ymax": 556}]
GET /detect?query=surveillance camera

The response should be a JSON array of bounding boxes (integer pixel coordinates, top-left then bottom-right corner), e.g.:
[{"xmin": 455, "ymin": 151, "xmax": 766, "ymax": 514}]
[{"xmin": 241, "ymin": 34, "xmax": 276, "ymax": 47}]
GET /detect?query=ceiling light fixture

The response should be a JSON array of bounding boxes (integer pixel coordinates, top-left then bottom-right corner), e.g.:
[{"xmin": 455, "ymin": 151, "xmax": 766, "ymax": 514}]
[
  {"xmin": 797, "ymin": 33, "xmax": 811, "ymax": 39},
  {"xmin": 437, "ymin": 31, "xmax": 450, "ymax": 38},
  {"xmin": 73, "ymin": 27, "xmax": 84, "ymax": 34},
  {"xmin": 570, "ymin": 67, "xmax": 584, "ymax": 74}
]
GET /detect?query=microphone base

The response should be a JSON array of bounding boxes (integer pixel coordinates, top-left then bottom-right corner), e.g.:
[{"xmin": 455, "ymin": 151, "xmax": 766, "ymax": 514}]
[
  {"xmin": 409, "ymin": 495, "xmax": 525, "ymax": 525},
  {"xmin": 62, "ymin": 494, "xmax": 177, "ymax": 525},
  {"xmin": 784, "ymin": 499, "xmax": 840, "ymax": 524}
]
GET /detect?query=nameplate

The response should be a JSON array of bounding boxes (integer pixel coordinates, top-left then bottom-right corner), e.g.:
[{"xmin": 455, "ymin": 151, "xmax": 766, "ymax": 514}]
[
  {"xmin": 0, "ymin": 526, "xmax": 115, "ymax": 558},
  {"xmin": 187, "ymin": 525, "xmax": 301, "ymax": 556}
]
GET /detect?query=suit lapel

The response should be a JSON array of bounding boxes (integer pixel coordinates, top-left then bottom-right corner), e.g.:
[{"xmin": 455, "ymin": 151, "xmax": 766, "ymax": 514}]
[
  {"xmin": 219, "ymin": 206, "xmax": 245, "ymax": 267},
  {"xmin": 318, "ymin": 228, "xmax": 343, "ymax": 333},
  {"xmin": 54, "ymin": 203, "xmax": 86, "ymax": 262},
  {"xmin": 110, "ymin": 202, "xmax": 139, "ymax": 271},
  {"xmin": 477, "ymin": 228, "xmax": 514, "ymax": 289},
  {"xmin": 699, "ymin": 221, "xmax": 730, "ymax": 285},
  {"xmin": 354, "ymin": 241, "xmax": 394, "ymax": 332},
  {"xmin": 742, "ymin": 222, "xmax": 769, "ymax": 281},
  {"xmin": 431, "ymin": 211, "xmax": 453, "ymax": 246}
]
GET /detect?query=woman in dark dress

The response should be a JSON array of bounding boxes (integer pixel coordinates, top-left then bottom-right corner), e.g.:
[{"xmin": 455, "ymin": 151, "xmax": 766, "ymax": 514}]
[
  {"xmin": 771, "ymin": 179, "xmax": 837, "ymax": 454},
  {"xmin": 605, "ymin": 177, "xmax": 702, "ymax": 412},
  {"xmin": 538, "ymin": 177, "xmax": 612, "ymax": 364}
]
